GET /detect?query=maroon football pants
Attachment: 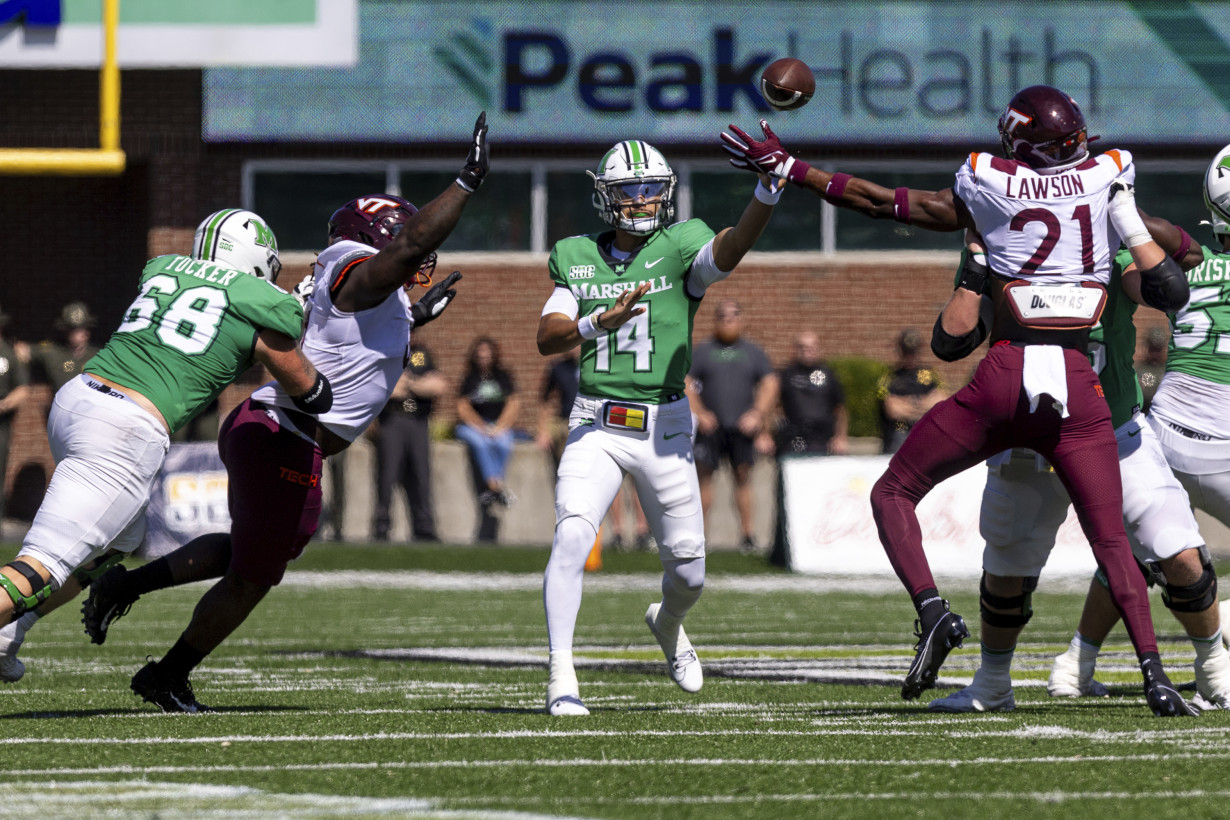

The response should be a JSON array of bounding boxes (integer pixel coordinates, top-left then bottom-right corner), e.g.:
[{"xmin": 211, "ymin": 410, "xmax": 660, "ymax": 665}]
[{"xmin": 869, "ymin": 342, "xmax": 1157, "ymax": 655}]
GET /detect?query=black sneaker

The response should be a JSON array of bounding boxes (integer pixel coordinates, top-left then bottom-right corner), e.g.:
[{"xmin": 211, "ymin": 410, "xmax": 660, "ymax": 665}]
[
  {"xmin": 1141, "ymin": 656, "xmax": 1200, "ymax": 717},
  {"xmin": 81, "ymin": 566, "xmax": 136, "ymax": 646},
  {"xmin": 131, "ymin": 661, "xmax": 212, "ymax": 714},
  {"xmin": 902, "ymin": 605, "xmax": 969, "ymax": 700}
]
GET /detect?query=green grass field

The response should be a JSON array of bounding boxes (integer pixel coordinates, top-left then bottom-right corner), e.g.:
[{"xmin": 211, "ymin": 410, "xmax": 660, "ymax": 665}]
[{"xmin": 0, "ymin": 542, "xmax": 1226, "ymax": 819}]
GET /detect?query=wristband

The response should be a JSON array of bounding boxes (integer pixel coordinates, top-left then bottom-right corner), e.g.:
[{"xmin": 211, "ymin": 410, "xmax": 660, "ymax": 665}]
[
  {"xmin": 823, "ymin": 172, "xmax": 850, "ymax": 204},
  {"xmin": 893, "ymin": 187, "xmax": 912, "ymax": 224},
  {"xmin": 786, "ymin": 159, "xmax": 812, "ymax": 187},
  {"xmin": 753, "ymin": 180, "xmax": 782, "ymax": 205},
  {"xmin": 1170, "ymin": 226, "xmax": 1193, "ymax": 263},
  {"xmin": 578, "ymin": 313, "xmax": 605, "ymax": 340}
]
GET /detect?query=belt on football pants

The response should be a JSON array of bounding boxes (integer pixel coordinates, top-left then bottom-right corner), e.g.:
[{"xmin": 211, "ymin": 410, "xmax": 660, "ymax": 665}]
[{"xmin": 1166, "ymin": 420, "xmax": 1213, "ymax": 441}]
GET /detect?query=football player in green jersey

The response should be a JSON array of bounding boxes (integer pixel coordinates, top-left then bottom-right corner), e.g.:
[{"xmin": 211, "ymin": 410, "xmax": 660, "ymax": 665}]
[
  {"xmin": 1042, "ymin": 144, "xmax": 1230, "ymax": 709},
  {"xmin": 0, "ymin": 209, "xmax": 328, "ymax": 659},
  {"xmin": 537, "ymin": 139, "xmax": 780, "ymax": 715}
]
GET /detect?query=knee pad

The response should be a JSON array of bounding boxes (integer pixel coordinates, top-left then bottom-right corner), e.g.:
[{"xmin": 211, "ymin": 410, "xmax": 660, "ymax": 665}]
[
  {"xmin": 979, "ymin": 573, "xmax": 1038, "ymax": 629},
  {"xmin": 1162, "ymin": 550, "xmax": 1218, "ymax": 614},
  {"xmin": 0, "ymin": 561, "xmax": 55, "ymax": 617},
  {"xmin": 556, "ymin": 496, "xmax": 603, "ymax": 533},
  {"xmin": 663, "ymin": 556, "xmax": 706, "ymax": 594}
]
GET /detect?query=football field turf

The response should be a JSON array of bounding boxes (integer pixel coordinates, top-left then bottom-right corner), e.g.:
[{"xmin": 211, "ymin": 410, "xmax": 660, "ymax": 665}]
[{"xmin": 0, "ymin": 543, "xmax": 1226, "ymax": 819}]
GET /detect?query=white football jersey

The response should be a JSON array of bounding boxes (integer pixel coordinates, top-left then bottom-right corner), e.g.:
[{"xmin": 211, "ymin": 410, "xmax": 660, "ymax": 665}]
[
  {"xmin": 251, "ymin": 239, "xmax": 411, "ymax": 442},
  {"xmin": 954, "ymin": 150, "xmax": 1135, "ymax": 285}
]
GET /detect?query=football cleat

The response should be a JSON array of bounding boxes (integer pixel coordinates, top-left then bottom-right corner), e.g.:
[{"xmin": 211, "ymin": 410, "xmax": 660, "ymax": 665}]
[
  {"xmin": 645, "ymin": 602, "xmax": 703, "ymax": 693},
  {"xmin": 1047, "ymin": 648, "xmax": 1110, "ymax": 698},
  {"xmin": 81, "ymin": 565, "xmax": 136, "ymax": 645},
  {"xmin": 927, "ymin": 671, "xmax": 1015, "ymax": 713},
  {"xmin": 902, "ymin": 604, "xmax": 969, "ymax": 700},
  {"xmin": 1220, "ymin": 601, "xmax": 1230, "ymax": 650},
  {"xmin": 1194, "ymin": 645, "xmax": 1230, "ymax": 710},
  {"xmin": 1141, "ymin": 657, "xmax": 1199, "ymax": 717},
  {"xmin": 547, "ymin": 695, "xmax": 590, "ymax": 717},
  {"xmin": 0, "ymin": 655, "xmax": 24, "ymax": 684},
  {"xmin": 131, "ymin": 661, "xmax": 212, "ymax": 714},
  {"xmin": 0, "ymin": 615, "xmax": 29, "ymax": 683}
]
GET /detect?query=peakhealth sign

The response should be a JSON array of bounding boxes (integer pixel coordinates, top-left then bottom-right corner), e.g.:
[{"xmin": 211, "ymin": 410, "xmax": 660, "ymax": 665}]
[{"xmin": 201, "ymin": 0, "xmax": 1230, "ymax": 144}]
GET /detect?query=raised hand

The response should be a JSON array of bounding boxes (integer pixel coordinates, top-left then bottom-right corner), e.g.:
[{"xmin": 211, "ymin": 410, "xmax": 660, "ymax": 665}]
[
  {"xmin": 456, "ymin": 112, "xmax": 489, "ymax": 193},
  {"xmin": 722, "ymin": 119, "xmax": 804, "ymax": 182},
  {"xmin": 410, "ymin": 271, "xmax": 462, "ymax": 327},
  {"xmin": 598, "ymin": 281, "xmax": 652, "ymax": 330}
]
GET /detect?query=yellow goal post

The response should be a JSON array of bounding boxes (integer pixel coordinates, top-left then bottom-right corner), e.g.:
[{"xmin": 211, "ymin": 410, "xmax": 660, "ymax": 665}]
[{"xmin": 0, "ymin": 0, "xmax": 125, "ymax": 175}]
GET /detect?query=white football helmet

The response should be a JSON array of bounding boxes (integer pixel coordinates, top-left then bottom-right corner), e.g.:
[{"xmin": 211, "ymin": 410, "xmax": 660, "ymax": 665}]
[
  {"xmin": 1204, "ymin": 144, "xmax": 1230, "ymax": 239},
  {"xmin": 588, "ymin": 140, "xmax": 676, "ymax": 236},
  {"xmin": 192, "ymin": 209, "xmax": 283, "ymax": 282}
]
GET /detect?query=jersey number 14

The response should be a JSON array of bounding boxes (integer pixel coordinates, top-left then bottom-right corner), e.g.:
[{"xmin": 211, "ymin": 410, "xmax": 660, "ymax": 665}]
[{"xmin": 592, "ymin": 303, "xmax": 654, "ymax": 373}]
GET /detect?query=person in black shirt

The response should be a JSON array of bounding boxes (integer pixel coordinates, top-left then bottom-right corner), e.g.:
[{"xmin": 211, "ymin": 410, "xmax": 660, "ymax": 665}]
[
  {"xmin": 456, "ymin": 337, "xmax": 520, "ymax": 529},
  {"xmin": 776, "ymin": 332, "xmax": 848, "ymax": 455},
  {"xmin": 878, "ymin": 328, "xmax": 946, "ymax": 454},
  {"xmin": 373, "ymin": 342, "xmax": 446, "ymax": 542}
]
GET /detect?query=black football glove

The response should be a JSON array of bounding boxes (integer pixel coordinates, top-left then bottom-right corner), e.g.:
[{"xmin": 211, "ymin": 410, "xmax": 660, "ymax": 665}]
[
  {"xmin": 1141, "ymin": 654, "xmax": 1200, "ymax": 717},
  {"xmin": 410, "ymin": 271, "xmax": 462, "ymax": 327},
  {"xmin": 456, "ymin": 112, "xmax": 489, "ymax": 193}
]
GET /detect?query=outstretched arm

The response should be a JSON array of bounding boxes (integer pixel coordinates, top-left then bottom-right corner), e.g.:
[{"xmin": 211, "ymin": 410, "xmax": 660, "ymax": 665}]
[
  {"xmin": 1109, "ymin": 183, "xmax": 1192, "ymax": 312},
  {"xmin": 722, "ymin": 120, "xmax": 970, "ymax": 232},
  {"xmin": 338, "ymin": 113, "xmax": 489, "ymax": 312},
  {"xmin": 709, "ymin": 174, "xmax": 779, "ymax": 272},
  {"xmin": 255, "ymin": 329, "xmax": 332, "ymax": 414}
]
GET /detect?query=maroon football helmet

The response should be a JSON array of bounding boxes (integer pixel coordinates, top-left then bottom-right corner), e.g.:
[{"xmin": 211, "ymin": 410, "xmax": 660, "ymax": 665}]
[
  {"xmin": 997, "ymin": 85, "xmax": 1096, "ymax": 170},
  {"xmin": 327, "ymin": 194, "xmax": 436, "ymax": 285},
  {"xmin": 328, "ymin": 194, "xmax": 418, "ymax": 250}
]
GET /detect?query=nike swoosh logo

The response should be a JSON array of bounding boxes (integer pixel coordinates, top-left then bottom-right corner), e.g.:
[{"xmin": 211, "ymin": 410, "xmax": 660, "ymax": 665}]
[
  {"xmin": 645, "ymin": 257, "xmax": 666, "ymax": 268},
  {"xmin": 1127, "ymin": 428, "xmax": 1141, "ymax": 437},
  {"xmin": 663, "ymin": 431, "xmax": 688, "ymax": 440}
]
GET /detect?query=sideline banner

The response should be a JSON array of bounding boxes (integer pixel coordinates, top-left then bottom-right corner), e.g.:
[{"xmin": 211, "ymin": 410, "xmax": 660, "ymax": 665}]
[
  {"xmin": 200, "ymin": 0, "xmax": 1230, "ymax": 143},
  {"xmin": 141, "ymin": 442, "xmax": 229, "ymax": 559},
  {"xmin": 779, "ymin": 455, "xmax": 1098, "ymax": 578}
]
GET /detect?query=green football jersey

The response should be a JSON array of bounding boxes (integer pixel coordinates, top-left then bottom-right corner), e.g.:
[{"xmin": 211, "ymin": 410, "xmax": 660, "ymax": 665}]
[
  {"xmin": 549, "ymin": 219, "xmax": 715, "ymax": 402},
  {"xmin": 87, "ymin": 254, "xmax": 305, "ymax": 432},
  {"xmin": 1166, "ymin": 246, "xmax": 1230, "ymax": 385},
  {"xmin": 1088, "ymin": 249, "xmax": 1143, "ymax": 428}
]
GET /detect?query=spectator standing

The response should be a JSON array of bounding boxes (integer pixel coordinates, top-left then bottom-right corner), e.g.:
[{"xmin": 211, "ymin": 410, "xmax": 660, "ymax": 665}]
[
  {"xmin": 373, "ymin": 341, "xmax": 445, "ymax": 542},
  {"xmin": 878, "ymin": 328, "xmax": 945, "ymax": 454},
  {"xmin": 30, "ymin": 302, "xmax": 100, "ymax": 392},
  {"xmin": 456, "ymin": 336, "xmax": 520, "ymax": 536},
  {"xmin": 775, "ymin": 331, "xmax": 848, "ymax": 456},
  {"xmin": 688, "ymin": 299, "xmax": 778, "ymax": 553},
  {"xmin": 1135, "ymin": 326, "xmax": 1168, "ymax": 412},
  {"xmin": 0, "ymin": 305, "xmax": 30, "ymax": 524}
]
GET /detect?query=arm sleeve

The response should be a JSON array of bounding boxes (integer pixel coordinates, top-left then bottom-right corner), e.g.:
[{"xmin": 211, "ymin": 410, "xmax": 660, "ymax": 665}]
[
  {"xmin": 684, "ymin": 239, "xmax": 731, "ymax": 298},
  {"xmin": 542, "ymin": 286, "xmax": 580, "ymax": 319}
]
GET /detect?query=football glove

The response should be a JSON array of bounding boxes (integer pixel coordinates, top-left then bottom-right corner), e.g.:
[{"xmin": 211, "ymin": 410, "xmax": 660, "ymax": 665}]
[
  {"xmin": 722, "ymin": 120, "xmax": 808, "ymax": 184},
  {"xmin": 456, "ymin": 112, "xmax": 489, "ymax": 193},
  {"xmin": 292, "ymin": 274, "xmax": 316, "ymax": 311},
  {"xmin": 410, "ymin": 271, "xmax": 462, "ymax": 327}
]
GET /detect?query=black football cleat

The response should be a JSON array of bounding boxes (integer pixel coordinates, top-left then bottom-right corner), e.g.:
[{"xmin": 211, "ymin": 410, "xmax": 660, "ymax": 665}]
[
  {"xmin": 131, "ymin": 661, "xmax": 212, "ymax": 714},
  {"xmin": 81, "ymin": 565, "xmax": 136, "ymax": 646},
  {"xmin": 1141, "ymin": 656, "xmax": 1200, "ymax": 717},
  {"xmin": 902, "ymin": 605, "xmax": 969, "ymax": 700}
]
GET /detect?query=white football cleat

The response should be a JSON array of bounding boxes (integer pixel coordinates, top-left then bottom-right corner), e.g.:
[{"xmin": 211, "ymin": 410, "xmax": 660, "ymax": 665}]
[
  {"xmin": 927, "ymin": 673, "xmax": 1015, "ymax": 713},
  {"xmin": 1195, "ymin": 645, "xmax": 1230, "ymax": 710},
  {"xmin": 0, "ymin": 615, "xmax": 30, "ymax": 683},
  {"xmin": 645, "ymin": 602, "xmax": 703, "ymax": 693},
  {"xmin": 547, "ymin": 694, "xmax": 590, "ymax": 716},
  {"xmin": 1047, "ymin": 648, "xmax": 1110, "ymax": 698}
]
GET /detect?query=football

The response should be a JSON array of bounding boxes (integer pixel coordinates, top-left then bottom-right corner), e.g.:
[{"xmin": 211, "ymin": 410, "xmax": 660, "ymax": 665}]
[{"xmin": 760, "ymin": 57, "xmax": 815, "ymax": 111}]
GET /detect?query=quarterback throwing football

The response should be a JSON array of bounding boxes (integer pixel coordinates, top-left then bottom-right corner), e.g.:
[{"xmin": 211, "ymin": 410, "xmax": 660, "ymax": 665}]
[{"xmin": 538, "ymin": 141, "xmax": 778, "ymax": 716}]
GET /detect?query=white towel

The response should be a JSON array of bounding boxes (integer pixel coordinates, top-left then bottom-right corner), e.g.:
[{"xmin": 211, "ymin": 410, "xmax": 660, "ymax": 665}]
[{"xmin": 1022, "ymin": 345, "xmax": 1069, "ymax": 419}]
